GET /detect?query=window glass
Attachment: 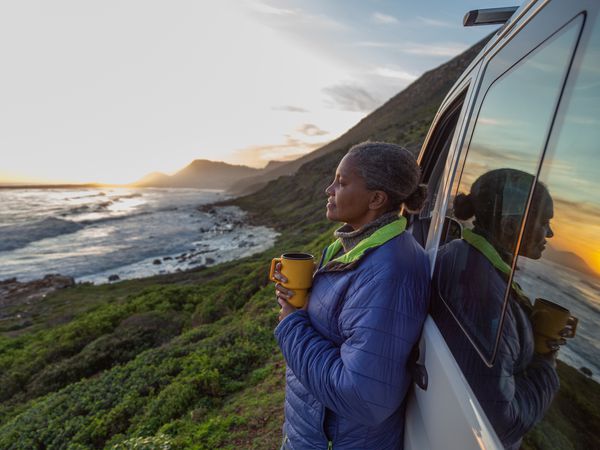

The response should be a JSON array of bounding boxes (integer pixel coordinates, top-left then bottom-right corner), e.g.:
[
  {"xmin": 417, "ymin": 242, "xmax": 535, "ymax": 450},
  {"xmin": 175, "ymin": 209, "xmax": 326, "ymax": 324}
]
[
  {"xmin": 431, "ymin": 15, "xmax": 584, "ymax": 450},
  {"xmin": 410, "ymin": 92, "xmax": 465, "ymax": 247},
  {"xmin": 514, "ymin": 18, "xmax": 600, "ymax": 450},
  {"xmin": 434, "ymin": 17, "xmax": 582, "ymax": 360}
]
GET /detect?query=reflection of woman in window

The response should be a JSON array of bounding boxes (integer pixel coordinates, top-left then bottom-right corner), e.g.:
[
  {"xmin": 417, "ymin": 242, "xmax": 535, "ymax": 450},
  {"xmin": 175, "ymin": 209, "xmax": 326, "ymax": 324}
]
[{"xmin": 432, "ymin": 169, "xmax": 559, "ymax": 450}]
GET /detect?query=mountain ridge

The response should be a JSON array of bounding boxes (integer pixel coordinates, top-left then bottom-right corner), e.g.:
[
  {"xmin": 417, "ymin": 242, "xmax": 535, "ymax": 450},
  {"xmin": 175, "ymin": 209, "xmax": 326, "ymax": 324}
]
[
  {"xmin": 227, "ymin": 36, "xmax": 491, "ymax": 196},
  {"xmin": 131, "ymin": 159, "xmax": 283, "ymax": 190}
]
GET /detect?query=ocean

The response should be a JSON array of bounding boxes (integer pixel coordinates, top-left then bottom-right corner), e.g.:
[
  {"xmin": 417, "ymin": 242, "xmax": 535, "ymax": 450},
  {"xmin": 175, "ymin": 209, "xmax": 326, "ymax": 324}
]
[
  {"xmin": 0, "ymin": 187, "xmax": 278, "ymax": 284},
  {"xmin": 516, "ymin": 258, "xmax": 600, "ymax": 382}
]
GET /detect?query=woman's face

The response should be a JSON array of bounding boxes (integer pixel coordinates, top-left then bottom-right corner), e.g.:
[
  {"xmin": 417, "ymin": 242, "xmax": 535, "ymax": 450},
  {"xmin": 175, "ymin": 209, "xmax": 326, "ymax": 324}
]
[
  {"xmin": 325, "ymin": 155, "xmax": 376, "ymax": 229},
  {"xmin": 520, "ymin": 194, "xmax": 554, "ymax": 260}
]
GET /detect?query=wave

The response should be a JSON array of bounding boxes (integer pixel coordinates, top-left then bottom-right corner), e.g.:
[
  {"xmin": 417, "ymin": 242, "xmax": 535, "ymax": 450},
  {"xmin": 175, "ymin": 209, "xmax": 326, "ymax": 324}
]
[
  {"xmin": 69, "ymin": 192, "xmax": 107, "ymax": 200},
  {"xmin": 58, "ymin": 200, "xmax": 113, "ymax": 218},
  {"xmin": 111, "ymin": 193, "xmax": 142, "ymax": 200},
  {"xmin": 0, "ymin": 217, "xmax": 85, "ymax": 252}
]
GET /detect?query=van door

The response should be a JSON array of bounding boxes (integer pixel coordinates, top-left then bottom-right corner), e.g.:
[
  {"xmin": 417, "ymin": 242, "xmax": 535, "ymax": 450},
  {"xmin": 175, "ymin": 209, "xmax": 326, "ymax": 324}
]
[{"xmin": 405, "ymin": 2, "xmax": 595, "ymax": 449}]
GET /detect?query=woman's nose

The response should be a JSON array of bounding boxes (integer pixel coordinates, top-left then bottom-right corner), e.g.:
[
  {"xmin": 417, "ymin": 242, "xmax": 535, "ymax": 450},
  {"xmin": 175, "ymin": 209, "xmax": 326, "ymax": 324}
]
[
  {"xmin": 325, "ymin": 183, "xmax": 334, "ymax": 196},
  {"xmin": 546, "ymin": 225, "xmax": 554, "ymax": 238}
]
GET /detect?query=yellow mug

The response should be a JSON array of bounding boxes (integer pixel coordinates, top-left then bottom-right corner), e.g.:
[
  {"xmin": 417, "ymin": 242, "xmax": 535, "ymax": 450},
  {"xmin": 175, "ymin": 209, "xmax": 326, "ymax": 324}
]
[
  {"xmin": 269, "ymin": 252, "xmax": 315, "ymax": 308},
  {"xmin": 531, "ymin": 297, "xmax": 578, "ymax": 354}
]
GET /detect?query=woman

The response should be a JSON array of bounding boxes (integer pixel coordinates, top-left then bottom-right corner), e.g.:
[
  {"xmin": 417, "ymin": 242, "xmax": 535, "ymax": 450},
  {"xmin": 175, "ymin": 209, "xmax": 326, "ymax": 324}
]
[
  {"xmin": 273, "ymin": 141, "xmax": 430, "ymax": 449},
  {"xmin": 432, "ymin": 168, "xmax": 560, "ymax": 450}
]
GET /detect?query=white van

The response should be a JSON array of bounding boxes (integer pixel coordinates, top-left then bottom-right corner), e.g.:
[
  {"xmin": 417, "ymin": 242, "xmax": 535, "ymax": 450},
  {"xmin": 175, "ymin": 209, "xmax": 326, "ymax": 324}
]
[{"xmin": 405, "ymin": 1, "xmax": 600, "ymax": 449}]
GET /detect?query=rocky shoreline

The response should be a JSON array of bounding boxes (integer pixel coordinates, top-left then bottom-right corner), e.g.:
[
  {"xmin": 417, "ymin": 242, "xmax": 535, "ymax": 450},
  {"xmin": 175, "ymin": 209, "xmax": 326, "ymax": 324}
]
[
  {"xmin": 0, "ymin": 274, "xmax": 75, "ymax": 313},
  {"xmin": 80, "ymin": 205, "xmax": 277, "ymax": 285},
  {"xmin": 0, "ymin": 205, "xmax": 278, "ymax": 328}
]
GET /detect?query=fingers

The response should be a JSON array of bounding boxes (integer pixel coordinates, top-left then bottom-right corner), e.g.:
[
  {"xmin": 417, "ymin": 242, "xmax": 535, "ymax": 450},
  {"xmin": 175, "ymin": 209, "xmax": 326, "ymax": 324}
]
[
  {"xmin": 272, "ymin": 262, "xmax": 288, "ymax": 283},
  {"xmin": 546, "ymin": 338, "xmax": 567, "ymax": 352},
  {"xmin": 275, "ymin": 283, "xmax": 295, "ymax": 299},
  {"xmin": 559, "ymin": 326, "xmax": 575, "ymax": 338},
  {"xmin": 277, "ymin": 296, "xmax": 297, "ymax": 322}
]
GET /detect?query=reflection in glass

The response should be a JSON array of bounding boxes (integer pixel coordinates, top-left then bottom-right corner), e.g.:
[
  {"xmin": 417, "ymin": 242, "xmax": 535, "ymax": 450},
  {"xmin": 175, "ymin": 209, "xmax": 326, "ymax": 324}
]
[
  {"xmin": 433, "ymin": 170, "xmax": 559, "ymax": 450},
  {"xmin": 441, "ymin": 15, "xmax": 583, "ymax": 360},
  {"xmin": 455, "ymin": 17, "xmax": 582, "ymax": 192},
  {"xmin": 514, "ymin": 17, "xmax": 600, "ymax": 450}
]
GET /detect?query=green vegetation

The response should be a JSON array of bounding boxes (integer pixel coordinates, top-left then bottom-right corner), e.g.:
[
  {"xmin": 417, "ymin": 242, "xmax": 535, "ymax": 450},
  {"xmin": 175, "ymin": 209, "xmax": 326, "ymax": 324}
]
[
  {"xmin": 0, "ymin": 225, "xmax": 334, "ymax": 449},
  {"xmin": 1, "ymin": 37, "xmax": 598, "ymax": 449},
  {"xmin": 523, "ymin": 361, "xmax": 600, "ymax": 450}
]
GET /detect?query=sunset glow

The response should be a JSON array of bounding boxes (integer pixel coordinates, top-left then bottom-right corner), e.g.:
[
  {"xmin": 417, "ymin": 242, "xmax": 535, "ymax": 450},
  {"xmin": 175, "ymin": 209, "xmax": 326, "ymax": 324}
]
[{"xmin": 0, "ymin": 0, "xmax": 516, "ymax": 185}]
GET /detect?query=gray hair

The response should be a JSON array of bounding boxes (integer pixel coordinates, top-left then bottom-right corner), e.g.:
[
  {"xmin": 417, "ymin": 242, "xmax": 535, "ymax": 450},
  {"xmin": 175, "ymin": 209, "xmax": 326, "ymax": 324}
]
[{"xmin": 346, "ymin": 141, "xmax": 427, "ymax": 212}]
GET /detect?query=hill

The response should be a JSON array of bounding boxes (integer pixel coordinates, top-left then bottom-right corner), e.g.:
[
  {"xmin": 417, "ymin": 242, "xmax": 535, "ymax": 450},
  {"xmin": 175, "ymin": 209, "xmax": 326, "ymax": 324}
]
[
  {"xmin": 228, "ymin": 36, "xmax": 488, "ymax": 196},
  {"xmin": 133, "ymin": 160, "xmax": 281, "ymax": 190},
  {"xmin": 544, "ymin": 245, "xmax": 599, "ymax": 278}
]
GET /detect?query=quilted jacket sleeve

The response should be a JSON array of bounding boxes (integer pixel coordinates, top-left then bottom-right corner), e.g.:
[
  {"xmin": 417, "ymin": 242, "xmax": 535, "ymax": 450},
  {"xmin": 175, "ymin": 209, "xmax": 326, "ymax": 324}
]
[
  {"xmin": 275, "ymin": 270, "xmax": 428, "ymax": 426},
  {"xmin": 473, "ymin": 303, "xmax": 559, "ymax": 446}
]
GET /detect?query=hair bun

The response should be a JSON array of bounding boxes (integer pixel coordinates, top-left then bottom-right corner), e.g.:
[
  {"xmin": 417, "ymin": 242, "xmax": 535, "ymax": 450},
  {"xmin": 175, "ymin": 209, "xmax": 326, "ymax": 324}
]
[
  {"xmin": 404, "ymin": 184, "xmax": 428, "ymax": 212},
  {"xmin": 453, "ymin": 193, "xmax": 475, "ymax": 220}
]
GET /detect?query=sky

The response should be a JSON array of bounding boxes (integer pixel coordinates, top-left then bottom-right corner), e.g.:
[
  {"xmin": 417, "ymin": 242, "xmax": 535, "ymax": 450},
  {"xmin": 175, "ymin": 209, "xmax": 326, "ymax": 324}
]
[{"xmin": 0, "ymin": 0, "xmax": 521, "ymax": 185}]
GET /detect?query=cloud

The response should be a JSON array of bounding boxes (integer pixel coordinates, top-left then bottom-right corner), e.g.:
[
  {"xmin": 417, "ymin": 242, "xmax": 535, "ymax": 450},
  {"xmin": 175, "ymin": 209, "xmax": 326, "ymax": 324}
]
[
  {"xmin": 247, "ymin": 1, "xmax": 347, "ymax": 30},
  {"xmin": 272, "ymin": 105, "xmax": 309, "ymax": 113},
  {"xmin": 322, "ymin": 83, "xmax": 381, "ymax": 112},
  {"xmin": 355, "ymin": 41, "xmax": 468, "ymax": 57},
  {"xmin": 296, "ymin": 123, "xmax": 328, "ymax": 136},
  {"xmin": 398, "ymin": 42, "xmax": 468, "ymax": 57},
  {"xmin": 234, "ymin": 137, "xmax": 328, "ymax": 165},
  {"xmin": 418, "ymin": 16, "xmax": 455, "ymax": 28},
  {"xmin": 355, "ymin": 41, "xmax": 393, "ymax": 48},
  {"xmin": 371, "ymin": 67, "xmax": 418, "ymax": 82},
  {"xmin": 246, "ymin": 1, "xmax": 296, "ymax": 16},
  {"xmin": 372, "ymin": 12, "xmax": 399, "ymax": 24},
  {"xmin": 477, "ymin": 117, "xmax": 519, "ymax": 126}
]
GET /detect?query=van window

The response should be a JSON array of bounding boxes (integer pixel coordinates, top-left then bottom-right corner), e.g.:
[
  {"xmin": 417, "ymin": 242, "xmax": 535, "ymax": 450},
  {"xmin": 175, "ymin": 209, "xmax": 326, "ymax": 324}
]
[
  {"xmin": 410, "ymin": 91, "xmax": 466, "ymax": 247},
  {"xmin": 432, "ymin": 16, "xmax": 583, "ymax": 364},
  {"xmin": 513, "ymin": 16, "xmax": 600, "ymax": 450}
]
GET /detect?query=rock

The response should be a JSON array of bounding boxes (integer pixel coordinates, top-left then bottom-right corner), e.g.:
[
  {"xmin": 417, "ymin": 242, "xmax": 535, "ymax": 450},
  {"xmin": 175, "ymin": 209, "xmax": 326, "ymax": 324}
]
[
  {"xmin": 580, "ymin": 366, "xmax": 593, "ymax": 377},
  {"xmin": 108, "ymin": 274, "xmax": 120, "ymax": 282},
  {"xmin": 163, "ymin": 256, "xmax": 173, "ymax": 261},
  {"xmin": 205, "ymin": 257, "xmax": 215, "ymax": 264},
  {"xmin": 153, "ymin": 259, "xmax": 162, "ymax": 265},
  {"xmin": 0, "ymin": 274, "xmax": 75, "ymax": 311}
]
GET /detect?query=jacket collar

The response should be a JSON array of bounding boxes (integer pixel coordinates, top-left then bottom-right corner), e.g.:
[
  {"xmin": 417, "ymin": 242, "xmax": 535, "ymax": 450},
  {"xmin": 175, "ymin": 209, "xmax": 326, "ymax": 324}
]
[
  {"xmin": 320, "ymin": 217, "xmax": 407, "ymax": 272},
  {"xmin": 462, "ymin": 228, "xmax": 531, "ymax": 309}
]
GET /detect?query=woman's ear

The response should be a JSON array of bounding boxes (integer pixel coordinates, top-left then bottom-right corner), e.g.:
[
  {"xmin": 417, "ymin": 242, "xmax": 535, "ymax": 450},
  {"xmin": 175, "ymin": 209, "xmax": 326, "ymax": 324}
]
[
  {"xmin": 501, "ymin": 216, "xmax": 520, "ymax": 237},
  {"xmin": 369, "ymin": 190, "xmax": 389, "ymax": 211}
]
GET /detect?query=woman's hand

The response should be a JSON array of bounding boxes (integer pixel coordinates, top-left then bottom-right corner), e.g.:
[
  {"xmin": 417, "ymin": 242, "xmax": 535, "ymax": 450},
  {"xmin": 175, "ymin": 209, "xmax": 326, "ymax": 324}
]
[
  {"xmin": 273, "ymin": 262, "xmax": 300, "ymax": 321},
  {"xmin": 537, "ymin": 336, "xmax": 567, "ymax": 368}
]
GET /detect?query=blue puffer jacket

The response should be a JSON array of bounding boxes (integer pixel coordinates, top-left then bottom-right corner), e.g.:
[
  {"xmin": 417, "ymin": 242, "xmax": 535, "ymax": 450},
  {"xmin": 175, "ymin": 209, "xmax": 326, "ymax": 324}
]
[{"xmin": 275, "ymin": 227, "xmax": 430, "ymax": 450}]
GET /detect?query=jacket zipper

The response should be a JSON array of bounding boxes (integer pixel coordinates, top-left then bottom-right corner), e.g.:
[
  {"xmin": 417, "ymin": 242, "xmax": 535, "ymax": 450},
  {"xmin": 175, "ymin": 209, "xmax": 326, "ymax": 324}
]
[{"xmin": 328, "ymin": 441, "xmax": 333, "ymax": 450}]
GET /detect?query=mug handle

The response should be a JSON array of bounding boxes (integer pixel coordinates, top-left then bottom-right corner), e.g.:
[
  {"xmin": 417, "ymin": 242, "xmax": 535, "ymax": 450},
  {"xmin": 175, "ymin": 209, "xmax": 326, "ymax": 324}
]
[
  {"xmin": 269, "ymin": 257, "xmax": 282, "ymax": 283},
  {"xmin": 563, "ymin": 316, "xmax": 579, "ymax": 338}
]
